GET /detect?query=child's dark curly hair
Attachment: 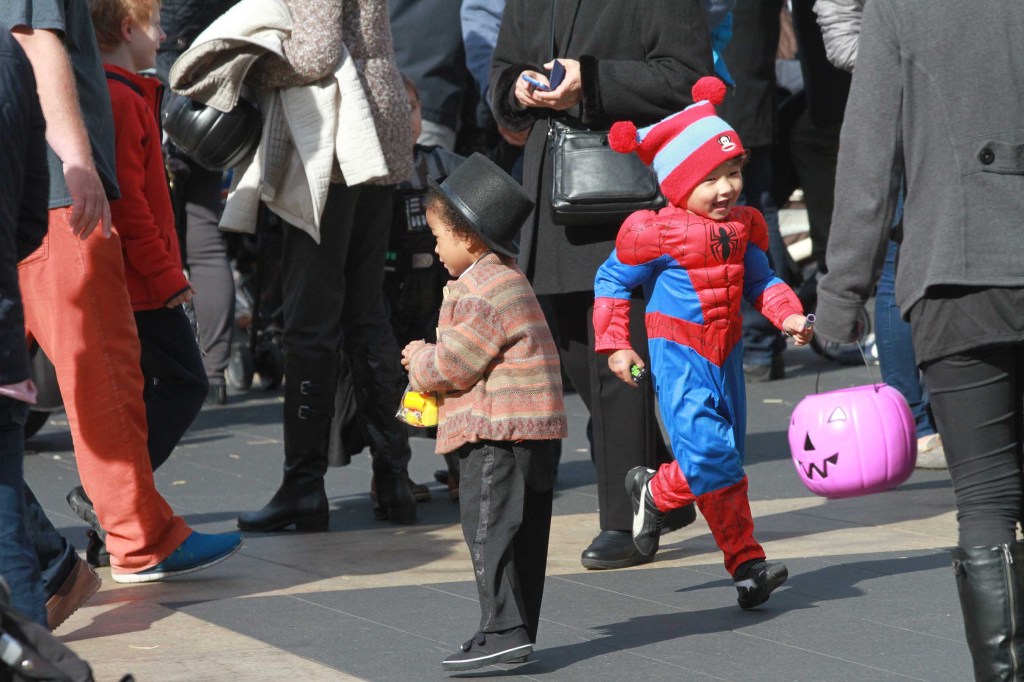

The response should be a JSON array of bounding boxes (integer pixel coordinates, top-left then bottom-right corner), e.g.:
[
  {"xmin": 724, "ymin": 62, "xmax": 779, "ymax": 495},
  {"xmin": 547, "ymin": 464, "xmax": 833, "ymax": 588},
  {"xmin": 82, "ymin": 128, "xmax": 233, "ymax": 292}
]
[{"xmin": 426, "ymin": 187, "xmax": 481, "ymax": 244}]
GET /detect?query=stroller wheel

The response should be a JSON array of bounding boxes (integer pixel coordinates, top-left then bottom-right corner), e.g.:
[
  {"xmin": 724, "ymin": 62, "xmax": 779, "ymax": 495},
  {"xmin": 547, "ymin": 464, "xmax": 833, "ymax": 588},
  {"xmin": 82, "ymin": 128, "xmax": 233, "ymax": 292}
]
[{"xmin": 227, "ymin": 342, "xmax": 255, "ymax": 389}]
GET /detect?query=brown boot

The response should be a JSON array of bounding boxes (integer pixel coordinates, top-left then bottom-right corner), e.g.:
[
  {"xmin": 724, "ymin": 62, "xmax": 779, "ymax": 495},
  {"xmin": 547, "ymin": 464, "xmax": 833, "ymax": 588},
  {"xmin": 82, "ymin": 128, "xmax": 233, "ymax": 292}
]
[{"xmin": 46, "ymin": 556, "xmax": 100, "ymax": 631}]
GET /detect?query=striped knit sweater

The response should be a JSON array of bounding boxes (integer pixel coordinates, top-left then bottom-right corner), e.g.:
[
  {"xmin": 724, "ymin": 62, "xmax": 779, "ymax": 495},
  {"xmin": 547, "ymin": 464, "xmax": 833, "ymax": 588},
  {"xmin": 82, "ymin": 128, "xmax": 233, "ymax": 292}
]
[{"xmin": 407, "ymin": 253, "xmax": 568, "ymax": 454}]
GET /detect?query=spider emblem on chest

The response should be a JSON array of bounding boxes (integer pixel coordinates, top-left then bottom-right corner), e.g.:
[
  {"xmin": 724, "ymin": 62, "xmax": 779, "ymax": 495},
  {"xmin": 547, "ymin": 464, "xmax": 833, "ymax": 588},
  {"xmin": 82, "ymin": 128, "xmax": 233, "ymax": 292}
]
[{"xmin": 708, "ymin": 223, "xmax": 740, "ymax": 263}]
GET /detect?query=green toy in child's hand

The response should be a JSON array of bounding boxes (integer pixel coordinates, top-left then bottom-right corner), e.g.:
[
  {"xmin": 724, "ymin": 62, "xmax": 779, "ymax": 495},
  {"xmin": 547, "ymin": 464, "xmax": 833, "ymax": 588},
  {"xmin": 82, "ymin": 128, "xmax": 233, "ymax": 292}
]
[{"xmin": 630, "ymin": 363, "xmax": 647, "ymax": 384}]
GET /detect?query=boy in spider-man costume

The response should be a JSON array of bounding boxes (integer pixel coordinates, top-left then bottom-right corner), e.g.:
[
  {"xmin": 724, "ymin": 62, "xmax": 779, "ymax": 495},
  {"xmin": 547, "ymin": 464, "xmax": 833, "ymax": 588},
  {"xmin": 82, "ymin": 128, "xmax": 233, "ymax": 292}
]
[{"xmin": 594, "ymin": 77, "xmax": 814, "ymax": 609}]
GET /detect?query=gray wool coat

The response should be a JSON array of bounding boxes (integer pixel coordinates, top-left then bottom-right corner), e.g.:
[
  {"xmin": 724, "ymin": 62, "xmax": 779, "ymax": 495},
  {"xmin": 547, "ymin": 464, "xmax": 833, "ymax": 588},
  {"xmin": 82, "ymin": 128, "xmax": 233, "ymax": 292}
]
[{"xmin": 815, "ymin": 0, "xmax": 1024, "ymax": 343}]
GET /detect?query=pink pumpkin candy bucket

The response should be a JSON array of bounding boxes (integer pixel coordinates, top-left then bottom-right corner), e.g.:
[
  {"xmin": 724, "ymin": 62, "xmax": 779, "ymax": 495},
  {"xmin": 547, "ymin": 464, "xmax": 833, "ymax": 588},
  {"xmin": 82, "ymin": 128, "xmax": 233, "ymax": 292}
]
[{"xmin": 788, "ymin": 383, "xmax": 916, "ymax": 499}]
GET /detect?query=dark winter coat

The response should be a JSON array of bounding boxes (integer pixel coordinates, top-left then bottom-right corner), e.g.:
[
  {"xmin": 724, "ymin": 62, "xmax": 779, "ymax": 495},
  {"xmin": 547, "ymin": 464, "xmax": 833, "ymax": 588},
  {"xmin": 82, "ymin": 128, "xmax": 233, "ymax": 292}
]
[
  {"xmin": 156, "ymin": 0, "xmax": 238, "ymax": 73},
  {"xmin": 489, "ymin": 0, "xmax": 713, "ymax": 295}
]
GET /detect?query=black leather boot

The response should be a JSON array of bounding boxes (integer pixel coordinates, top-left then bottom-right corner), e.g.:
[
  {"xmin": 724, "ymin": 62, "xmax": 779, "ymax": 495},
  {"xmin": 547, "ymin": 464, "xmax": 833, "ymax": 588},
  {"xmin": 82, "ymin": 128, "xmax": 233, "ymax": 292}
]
[
  {"xmin": 372, "ymin": 462, "xmax": 417, "ymax": 524},
  {"xmin": 951, "ymin": 543, "xmax": 1024, "ymax": 681},
  {"xmin": 370, "ymin": 419, "xmax": 416, "ymax": 524},
  {"xmin": 237, "ymin": 356, "xmax": 336, "ymax": 532},
  {"xmin": 347, "ymin": 340, "xmax": 417, "ymax": 525}
]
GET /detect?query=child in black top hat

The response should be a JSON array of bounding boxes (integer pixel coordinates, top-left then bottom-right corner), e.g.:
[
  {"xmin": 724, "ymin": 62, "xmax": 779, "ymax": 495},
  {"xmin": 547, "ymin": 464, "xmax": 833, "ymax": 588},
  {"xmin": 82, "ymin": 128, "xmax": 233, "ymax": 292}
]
[{"xmin": 401, "ymin": 153, "xmax": 567, "ymax": 672}]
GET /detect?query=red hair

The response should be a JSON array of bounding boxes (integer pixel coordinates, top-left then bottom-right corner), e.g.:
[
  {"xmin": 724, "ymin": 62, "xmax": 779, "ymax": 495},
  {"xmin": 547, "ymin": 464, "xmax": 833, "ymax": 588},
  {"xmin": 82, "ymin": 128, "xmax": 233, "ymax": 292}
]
[{"xmin": 88, "ymin": 0, "xmax": 160, "ymax": 51}]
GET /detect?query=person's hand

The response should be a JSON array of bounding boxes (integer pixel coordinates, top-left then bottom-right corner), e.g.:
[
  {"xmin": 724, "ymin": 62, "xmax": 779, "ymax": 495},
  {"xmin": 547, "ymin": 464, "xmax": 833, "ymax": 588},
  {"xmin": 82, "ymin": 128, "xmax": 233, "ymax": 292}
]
[
  {"xmin": 499, "ymin": 126, "xmax": 529, "ymax": 147},
  {"xmin": 608, "ymin": 348, "xmax": 644, "ymax": 386},
  {"xmin": 783, "ymin": 314, "xmax": 814, "ymax": 346},
  {"xmin": 166, "ymin": 286, "xmax": 195, "ymax": 309},
  {"xmin": 531, "ymin": 59, "xmax": 582, "ymax": 111},
  {"xmin": 63, "ymin": 162, "xmax": 111, "ymax": 239},
  {"xmin": 514, "ymin": 69, "xmax": 555, "ymax": 109},
  {"xmin": 401, "ymin": 339, "xmax": 427, "ymax": 369}
]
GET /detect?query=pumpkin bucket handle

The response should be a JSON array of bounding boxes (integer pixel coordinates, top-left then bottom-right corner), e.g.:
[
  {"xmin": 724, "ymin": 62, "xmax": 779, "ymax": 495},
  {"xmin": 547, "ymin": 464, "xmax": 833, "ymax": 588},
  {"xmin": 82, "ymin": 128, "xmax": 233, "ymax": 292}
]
[{"xmin": 814, "ymin": 341, "xmax": 879, "ymax": 395}]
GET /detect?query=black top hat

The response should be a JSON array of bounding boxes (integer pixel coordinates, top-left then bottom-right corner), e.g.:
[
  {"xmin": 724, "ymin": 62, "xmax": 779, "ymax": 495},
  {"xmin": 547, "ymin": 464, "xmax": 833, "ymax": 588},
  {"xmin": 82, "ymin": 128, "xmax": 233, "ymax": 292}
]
[{"xmin": 427, "ymin": 153, "xmax": 534, "ymax": 258}]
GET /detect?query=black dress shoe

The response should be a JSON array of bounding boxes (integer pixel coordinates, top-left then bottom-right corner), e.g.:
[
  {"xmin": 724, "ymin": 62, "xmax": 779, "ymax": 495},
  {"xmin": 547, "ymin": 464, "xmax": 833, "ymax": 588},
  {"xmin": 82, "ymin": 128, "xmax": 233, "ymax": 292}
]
[
  {"xmin": 580, "ymin": 530, "xmax": 653, "ymax": 570},
  {"xmin": 67, "ymin": 487, "xmax": 111, "ymax": 567},
  {"xmin": 66, "ymin": 486, "xmax": 102, "ymax": 534}
]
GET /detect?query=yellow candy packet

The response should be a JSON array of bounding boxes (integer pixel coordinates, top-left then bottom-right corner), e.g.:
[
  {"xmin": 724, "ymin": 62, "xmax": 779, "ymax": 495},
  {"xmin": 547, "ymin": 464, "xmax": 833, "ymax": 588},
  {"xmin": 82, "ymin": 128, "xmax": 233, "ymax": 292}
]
[{"xmin": 395, "ymin": 384, "xmax": 439, "ymax": 427}]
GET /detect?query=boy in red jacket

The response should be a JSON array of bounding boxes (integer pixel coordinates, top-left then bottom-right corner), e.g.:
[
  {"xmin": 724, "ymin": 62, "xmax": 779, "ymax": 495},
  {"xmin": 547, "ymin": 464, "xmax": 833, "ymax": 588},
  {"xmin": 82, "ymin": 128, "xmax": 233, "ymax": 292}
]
[{"xmin": 78, "ymin": 0, "xmax": 215, "ymax": 568}]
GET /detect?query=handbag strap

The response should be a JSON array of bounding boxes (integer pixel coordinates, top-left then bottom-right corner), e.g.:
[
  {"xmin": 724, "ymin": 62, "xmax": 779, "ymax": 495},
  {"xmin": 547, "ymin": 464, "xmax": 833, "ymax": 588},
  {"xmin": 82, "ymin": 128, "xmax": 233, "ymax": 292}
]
[
  {"xmin": 547, "ymin": 0, "xmax": 584, "ymax": 132},
  {"xmin": 549, "ymin": 0, "xmax": 582, "ymax": 63},
  {"xmin": 549, "ymin": 0, "xmax": 556, "ymax": 63}
]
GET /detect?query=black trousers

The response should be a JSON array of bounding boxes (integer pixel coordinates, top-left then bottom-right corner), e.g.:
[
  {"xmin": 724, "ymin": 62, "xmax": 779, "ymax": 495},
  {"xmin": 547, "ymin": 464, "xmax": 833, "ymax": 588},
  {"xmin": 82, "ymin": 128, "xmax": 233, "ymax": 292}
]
[
  {"xmin": 279, "ymin": 184, "xmax": 409, "ymax": 467},
  {"xmin": 134, "ymin": 306, "xmax": 208, "ymax": 471},
  {"xmin": 922, "ymin": 343, "xmax": 1024, "ymax": 548},
  {"xmin": 740, "ymin": 146, "xmax": 791, "ymax": 364},
  {"xmin": 547, "ymin": 292, "xmax": 671, "ymax": 531},
  {"xmin": 458, "ymin": 439, "xmax": 557, "ymax": 642}
]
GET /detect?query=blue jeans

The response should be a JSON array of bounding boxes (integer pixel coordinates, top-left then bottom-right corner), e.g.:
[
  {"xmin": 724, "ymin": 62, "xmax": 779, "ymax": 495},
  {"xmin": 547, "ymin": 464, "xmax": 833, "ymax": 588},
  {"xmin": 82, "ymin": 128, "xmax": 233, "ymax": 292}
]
[
  {"xmin": 24, "ymin": 484, "xmax": 76, "ymax": 605},
  {"xmin": 0, "ymin": 396, "xmax": 47, "ymax": 625},
  {"xmin": 874, "ymin": 240, "xmax": 936, "ymax": 438}
]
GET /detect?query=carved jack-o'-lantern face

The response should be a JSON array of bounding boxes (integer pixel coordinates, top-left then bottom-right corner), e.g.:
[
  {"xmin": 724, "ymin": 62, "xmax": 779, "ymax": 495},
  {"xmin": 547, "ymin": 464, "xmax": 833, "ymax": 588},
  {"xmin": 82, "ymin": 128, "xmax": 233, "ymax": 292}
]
[
  {"xmin": 788, "ymin": 385, "xmax": 917, "ymax": 499},
  {"xmin": 795, "ymin": 406, "xmax": 848, "ymax": 479}
]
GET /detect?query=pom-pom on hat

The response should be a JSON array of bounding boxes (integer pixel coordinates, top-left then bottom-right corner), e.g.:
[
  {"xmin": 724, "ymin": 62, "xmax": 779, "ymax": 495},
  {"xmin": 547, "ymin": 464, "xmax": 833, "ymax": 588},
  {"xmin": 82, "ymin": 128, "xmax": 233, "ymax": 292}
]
[{"xmin": 609, "ymin": 76, "xmax": 743, "ymax": 207}]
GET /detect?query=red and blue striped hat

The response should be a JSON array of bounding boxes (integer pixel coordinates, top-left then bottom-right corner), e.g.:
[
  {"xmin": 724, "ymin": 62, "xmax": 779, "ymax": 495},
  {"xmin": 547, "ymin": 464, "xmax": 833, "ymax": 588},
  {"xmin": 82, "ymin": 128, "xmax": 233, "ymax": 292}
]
[{"xmin": 608, "ymin": 76, "xmax": 743, "ymax": 207}]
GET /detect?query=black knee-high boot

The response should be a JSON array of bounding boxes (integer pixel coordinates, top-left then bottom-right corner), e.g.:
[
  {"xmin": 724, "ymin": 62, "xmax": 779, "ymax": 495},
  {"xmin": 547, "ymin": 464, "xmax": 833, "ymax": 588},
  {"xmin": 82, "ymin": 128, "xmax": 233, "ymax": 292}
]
[
  {"xmin": 951, "ymin": 543, "xmax": 1024, "ymax": 681},
  {"xmin": 237, "ymin": 356, "xmax": 337, "ymax": 532}
]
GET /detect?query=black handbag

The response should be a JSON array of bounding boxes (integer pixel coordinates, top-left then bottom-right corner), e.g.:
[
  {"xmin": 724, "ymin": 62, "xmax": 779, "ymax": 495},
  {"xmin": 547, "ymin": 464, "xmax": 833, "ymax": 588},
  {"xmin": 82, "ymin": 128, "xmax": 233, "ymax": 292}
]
[
  {"xmin": 548, "ymin": 120, "xmax": 665, "ymax": 225},
  {"xmin": 545, "ymin": 0, "xmax": 665, "ymax": 226}
]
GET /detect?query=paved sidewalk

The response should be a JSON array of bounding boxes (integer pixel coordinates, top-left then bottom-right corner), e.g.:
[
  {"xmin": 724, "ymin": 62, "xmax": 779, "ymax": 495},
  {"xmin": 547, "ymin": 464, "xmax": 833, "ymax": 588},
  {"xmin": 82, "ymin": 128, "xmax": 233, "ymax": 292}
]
[{"xmin": 25, "ymin": 345, "xmax": 966, "ymax": 681}]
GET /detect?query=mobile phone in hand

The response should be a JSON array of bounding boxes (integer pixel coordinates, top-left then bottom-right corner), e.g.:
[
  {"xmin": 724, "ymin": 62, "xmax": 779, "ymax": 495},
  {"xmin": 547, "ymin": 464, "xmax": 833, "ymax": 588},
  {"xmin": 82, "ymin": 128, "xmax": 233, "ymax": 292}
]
[
  {"xmin": 548, "ymin": 59, "xmax": 566, "ymax": 90},
  {"xmin": 521, "ymin": 74, "xmax": 550, "ymax": 91}
]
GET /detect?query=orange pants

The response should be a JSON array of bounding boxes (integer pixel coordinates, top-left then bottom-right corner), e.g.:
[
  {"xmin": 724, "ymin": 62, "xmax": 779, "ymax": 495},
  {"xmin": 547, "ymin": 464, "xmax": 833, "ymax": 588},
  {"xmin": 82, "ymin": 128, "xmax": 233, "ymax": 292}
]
[{"xmin": 18, "ymin": 209, "xmax": 191, "ymax": 571}]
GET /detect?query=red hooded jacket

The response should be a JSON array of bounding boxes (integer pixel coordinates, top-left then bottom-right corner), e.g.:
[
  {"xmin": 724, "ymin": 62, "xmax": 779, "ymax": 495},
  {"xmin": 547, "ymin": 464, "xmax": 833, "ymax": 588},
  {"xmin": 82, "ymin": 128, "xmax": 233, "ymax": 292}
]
[{"xmin": 104, "ymin": 64, "xmax": 188, "ymax": 311}]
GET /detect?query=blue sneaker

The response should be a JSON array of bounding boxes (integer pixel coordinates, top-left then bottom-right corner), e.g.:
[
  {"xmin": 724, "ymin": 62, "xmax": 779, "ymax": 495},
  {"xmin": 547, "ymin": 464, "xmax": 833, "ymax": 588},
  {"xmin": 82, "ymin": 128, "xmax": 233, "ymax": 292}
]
[{"xmin": 110, "ymin": 531, "xmax": 244, "ymax": 584}]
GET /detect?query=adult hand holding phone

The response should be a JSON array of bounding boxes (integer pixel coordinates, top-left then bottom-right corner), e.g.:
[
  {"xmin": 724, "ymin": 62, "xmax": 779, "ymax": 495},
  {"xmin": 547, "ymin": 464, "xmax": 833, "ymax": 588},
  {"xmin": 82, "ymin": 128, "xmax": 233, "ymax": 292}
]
[
  {"xmin": 521, "ymin": 73, "xmax": 550, "ymax": 90},
  {"xmin": 514, "ymin": 68, "xmax": 554, "ymax": 109},
  {"xmin": 531, "ymin": 59, "xmax": 582, "ymax": 111}
]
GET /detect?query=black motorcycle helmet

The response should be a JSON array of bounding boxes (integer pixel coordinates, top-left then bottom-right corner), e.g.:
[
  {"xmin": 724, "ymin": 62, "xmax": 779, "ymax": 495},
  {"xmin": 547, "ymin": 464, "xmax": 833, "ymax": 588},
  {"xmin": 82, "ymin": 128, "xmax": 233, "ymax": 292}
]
[{"xmin": 163, "ymin": 93, "xmax": 262, "ymax": 171}]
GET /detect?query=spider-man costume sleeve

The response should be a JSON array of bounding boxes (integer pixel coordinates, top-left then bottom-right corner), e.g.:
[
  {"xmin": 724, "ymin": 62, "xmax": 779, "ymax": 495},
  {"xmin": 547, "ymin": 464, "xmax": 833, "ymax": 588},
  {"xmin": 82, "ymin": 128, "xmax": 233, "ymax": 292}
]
[
  {"xmin": 740, "ymin": 207, "xmax": 803, "ymax": 329},
  {"xmin": 593, "ymin": 210, "xmax": 663, "ymax": 353}
]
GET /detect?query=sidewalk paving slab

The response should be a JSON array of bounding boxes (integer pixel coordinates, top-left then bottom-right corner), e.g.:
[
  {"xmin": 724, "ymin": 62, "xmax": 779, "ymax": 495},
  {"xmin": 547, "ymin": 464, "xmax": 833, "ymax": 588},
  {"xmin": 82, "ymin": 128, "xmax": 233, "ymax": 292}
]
[{"xmin": 23, "ymin": 345, "xmax": 969, "ymax": 681}]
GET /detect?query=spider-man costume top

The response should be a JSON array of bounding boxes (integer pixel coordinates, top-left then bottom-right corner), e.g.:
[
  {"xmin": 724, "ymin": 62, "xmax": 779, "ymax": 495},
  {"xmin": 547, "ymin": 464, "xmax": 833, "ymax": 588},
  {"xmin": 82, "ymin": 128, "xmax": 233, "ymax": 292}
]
[{"xmin": 594, "ymin": 204, "xmax": 802, "ymax": 498}]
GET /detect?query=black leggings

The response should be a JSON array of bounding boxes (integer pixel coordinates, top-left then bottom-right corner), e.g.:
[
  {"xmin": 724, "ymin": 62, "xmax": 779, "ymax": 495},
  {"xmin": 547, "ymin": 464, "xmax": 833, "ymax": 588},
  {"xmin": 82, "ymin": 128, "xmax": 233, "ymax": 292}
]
[{"xmin": 922, "ymin": 344, "xmax": 1024, "ymax": 548}]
